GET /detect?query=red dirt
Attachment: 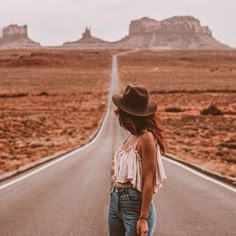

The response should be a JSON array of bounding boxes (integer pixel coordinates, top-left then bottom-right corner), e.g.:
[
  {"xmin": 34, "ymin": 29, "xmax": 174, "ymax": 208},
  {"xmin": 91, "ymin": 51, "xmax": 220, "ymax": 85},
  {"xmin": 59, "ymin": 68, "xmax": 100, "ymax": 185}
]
[
  {"xmin": 118, "ymin": 50, "xmax": 236, "ymax": 179},
  {"xmin": 0, "ymin": 49, "xmax": 116, "ymax": 174}
]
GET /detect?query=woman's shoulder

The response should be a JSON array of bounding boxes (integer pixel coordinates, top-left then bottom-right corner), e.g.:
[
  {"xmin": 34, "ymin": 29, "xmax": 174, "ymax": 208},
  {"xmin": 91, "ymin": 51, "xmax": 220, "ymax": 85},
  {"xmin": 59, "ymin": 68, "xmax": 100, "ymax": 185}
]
[
  {"xmin": 137, "ymin": 130, "xmax": 158, "ymax": 161},
  {"xmin": 139, "ymin": 130, "xmax": 156, "ymax": 147},
  {"xmin": 140, "ymin": 130, "xmax": 155, "ymax": 140}
]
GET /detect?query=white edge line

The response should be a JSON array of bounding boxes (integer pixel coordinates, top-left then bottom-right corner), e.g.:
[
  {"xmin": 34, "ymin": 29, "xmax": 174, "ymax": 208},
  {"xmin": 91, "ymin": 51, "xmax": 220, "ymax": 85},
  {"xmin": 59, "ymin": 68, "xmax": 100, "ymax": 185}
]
[
  {"xmin": 163, "ymin": 156, "xmax": 236, "ymax": 193},
  {"xmin": 0, "ymin": 54, "xmax": 119, "ymax": 191},
  {"xmin": 1, "ymin": 49, "xmax": 235, "ymax": 194},
  {"xmin": 0, "ymin": 50, "xmax": 135, "ymax": 191},
  {"xmin": 0, "ymin": 100, "xmax": 110, "ymax": 190}
]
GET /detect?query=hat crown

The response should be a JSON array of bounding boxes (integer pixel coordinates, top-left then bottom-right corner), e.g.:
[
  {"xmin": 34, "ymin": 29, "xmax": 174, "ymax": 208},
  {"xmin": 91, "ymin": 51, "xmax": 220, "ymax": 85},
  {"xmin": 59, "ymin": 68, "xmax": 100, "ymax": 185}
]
[
  {"xmin": 112, "ymin": 84, "xmax": 157, "ymax": 117},
  {"xmin": 122, "ymin": 84, "xmax": 149, "ymax": 111}
]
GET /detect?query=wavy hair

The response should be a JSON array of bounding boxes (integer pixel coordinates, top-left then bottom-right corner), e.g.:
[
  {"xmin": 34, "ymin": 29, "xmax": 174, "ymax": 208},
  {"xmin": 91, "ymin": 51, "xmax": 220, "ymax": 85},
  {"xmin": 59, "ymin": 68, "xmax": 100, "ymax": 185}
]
[{"xmin": 114, "ymin": 109, "xmax": 167, "ymax": 155}]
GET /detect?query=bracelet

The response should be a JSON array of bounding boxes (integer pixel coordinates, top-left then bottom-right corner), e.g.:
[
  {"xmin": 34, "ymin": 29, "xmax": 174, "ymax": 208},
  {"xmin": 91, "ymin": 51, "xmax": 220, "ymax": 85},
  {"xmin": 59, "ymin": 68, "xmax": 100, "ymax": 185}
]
[{"xmin": 139, "ymin": 216, "xmax": 148, "ymax": 221}]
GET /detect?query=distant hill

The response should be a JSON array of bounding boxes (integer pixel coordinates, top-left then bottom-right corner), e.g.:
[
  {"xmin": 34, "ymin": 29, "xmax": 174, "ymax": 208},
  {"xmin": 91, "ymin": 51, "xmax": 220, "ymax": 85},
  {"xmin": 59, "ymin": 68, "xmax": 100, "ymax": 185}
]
[
  {"xmin": 63, "ymin": 16, "xmax": 231, "ymax": 50},
  {"xmin": 0, "ymin": 17, "xmax": 232, "ymax": 49}
]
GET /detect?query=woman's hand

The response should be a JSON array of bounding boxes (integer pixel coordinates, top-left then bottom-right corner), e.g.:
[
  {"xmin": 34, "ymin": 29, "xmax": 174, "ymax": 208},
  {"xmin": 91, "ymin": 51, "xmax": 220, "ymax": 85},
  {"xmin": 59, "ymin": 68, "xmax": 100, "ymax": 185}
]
[{"xmin": 136, "ymin": 219, "xmax": 148, "ymax": 236}]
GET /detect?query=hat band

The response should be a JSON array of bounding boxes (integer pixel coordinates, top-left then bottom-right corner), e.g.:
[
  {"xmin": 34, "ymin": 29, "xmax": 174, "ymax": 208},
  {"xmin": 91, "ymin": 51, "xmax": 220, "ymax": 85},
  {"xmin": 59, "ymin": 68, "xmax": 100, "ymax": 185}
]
[{"xmin": 121, "ymin": 97, "xmax": 147, "ymax": 111}]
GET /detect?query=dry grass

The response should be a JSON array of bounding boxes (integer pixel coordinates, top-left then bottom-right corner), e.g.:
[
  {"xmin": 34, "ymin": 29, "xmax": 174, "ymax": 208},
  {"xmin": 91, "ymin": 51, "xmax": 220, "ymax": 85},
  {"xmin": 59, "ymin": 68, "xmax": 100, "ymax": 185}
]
[
  {"xmin": 118, "ymin": 50, "xmax": 236, "ymax": 178},
  {"xmin": 0, "ymin": 49, "xmax": 116, "ymax": 174}
]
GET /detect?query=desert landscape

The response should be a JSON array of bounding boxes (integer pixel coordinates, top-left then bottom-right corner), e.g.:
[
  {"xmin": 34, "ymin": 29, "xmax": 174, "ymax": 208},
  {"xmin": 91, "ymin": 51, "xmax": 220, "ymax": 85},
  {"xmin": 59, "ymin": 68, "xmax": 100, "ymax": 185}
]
[
  {"xmin": 0, "ymin": 49, "xmax": 117, "ymax": 175},
  {"xmin": 0, "ymin": 49, "xmax": 236, "ymax": 181},
  {"xmin": 118, "ymin": 50, "xmax": 236, "ymax": 179}
]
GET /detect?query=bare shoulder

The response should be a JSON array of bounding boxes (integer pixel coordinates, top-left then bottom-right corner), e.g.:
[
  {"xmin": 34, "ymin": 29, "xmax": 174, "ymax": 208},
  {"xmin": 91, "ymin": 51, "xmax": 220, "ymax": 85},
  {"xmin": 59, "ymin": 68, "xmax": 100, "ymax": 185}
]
[
  {"xmin": 137, "ymin": 131, "xmax": 157, "ymax": 163},
  {"xmin": 141, "ymin": 131, "xmax": 155, "ymax": 142},
  {"xmin": 139, "ymin": 130, "xmax": 156, "ymax": 149}
]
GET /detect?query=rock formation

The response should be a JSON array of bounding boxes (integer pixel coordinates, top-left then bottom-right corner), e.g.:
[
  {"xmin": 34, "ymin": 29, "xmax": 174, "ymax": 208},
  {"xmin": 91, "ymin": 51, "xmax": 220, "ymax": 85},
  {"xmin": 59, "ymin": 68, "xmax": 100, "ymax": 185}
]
[
  {"xmin": 63, "ymin": 27, "xmax": 110, "ymax": 48},
  {"xmin": 129, "ymin": 16, "xmax": 211, "ymax": 36},
  {"xmin": 0, "ymin": 24, "xmax": 41, "ymax": 48},
  {"xmin": 62, "ymin": 16, "xmax": 231, "ymax": 49},
  {"xmin": 0, "ymin": 17, "xmax": 232, "ymax": 49},
  {"xmin": 115, "ymin": 16, "xmax": 230, "ymax": 49}
]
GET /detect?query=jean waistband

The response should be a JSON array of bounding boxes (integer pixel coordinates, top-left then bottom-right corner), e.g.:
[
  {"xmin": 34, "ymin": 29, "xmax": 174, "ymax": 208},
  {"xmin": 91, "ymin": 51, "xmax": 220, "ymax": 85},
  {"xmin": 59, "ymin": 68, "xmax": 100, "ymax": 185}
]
[{"xmin": 111, "ymin": 184, "xmax": 138, "ymax": 193}]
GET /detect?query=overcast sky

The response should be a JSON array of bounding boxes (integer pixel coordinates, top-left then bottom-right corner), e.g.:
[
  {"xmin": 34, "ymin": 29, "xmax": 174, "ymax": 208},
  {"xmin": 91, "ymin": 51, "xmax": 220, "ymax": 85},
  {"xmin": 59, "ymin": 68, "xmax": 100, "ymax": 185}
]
[{"xmin": 0, "ymin": 0, "xmax": 236, "ymax": 47}]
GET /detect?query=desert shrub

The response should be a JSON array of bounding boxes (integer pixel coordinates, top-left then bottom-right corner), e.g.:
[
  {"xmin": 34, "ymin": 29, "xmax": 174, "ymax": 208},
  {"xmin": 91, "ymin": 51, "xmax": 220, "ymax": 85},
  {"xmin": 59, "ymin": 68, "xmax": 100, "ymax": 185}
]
[
  {"xmin": 2, "ymin": 53, "xmax": 64, "ymax": 67},
  {"xmin": 210, "ymin": 68, "xmax": 219, "ymax": 72},
  {"xmin": 30, "ymin": 52, "xmax": 63, "ymax": 58},
  {"xmin": 98, "ymin": 103, "xmax": 106, "ymax": 111},
  {"xmin": 219, "ymin": 142, "xmax": 236, "ymax": 149},
  {"xmin": 186, "ymin": 131, "xmax": 195, "ymax": 138},
  {"xmin": 0, "ymin": 93, "xmax": 28, "ymax": 98},
  {"xmin": 165, "ymin": 107, "xmax": 183, "ymax": 112},
  {"xmin": 38, "ymin": 92, "xmax": 49, "ymax": 96},
  {"xmin": 216, "ymin": 151, "xmax": 224, "ymax": 157},
  {"xmin": 200, "ymin": 104, "xmax": 223, "ymax": 116},
  {"xmin": 31, "ymin": 142, "xmax": 43, "ymax": 148}
]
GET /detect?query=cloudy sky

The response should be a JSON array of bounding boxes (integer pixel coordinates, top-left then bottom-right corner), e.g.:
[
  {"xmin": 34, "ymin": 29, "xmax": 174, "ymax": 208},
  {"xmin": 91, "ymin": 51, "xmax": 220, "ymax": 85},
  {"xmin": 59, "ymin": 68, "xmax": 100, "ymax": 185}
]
[{"xmin": 0, "ymin": 0, "xmax": 236, "ymax": 47}]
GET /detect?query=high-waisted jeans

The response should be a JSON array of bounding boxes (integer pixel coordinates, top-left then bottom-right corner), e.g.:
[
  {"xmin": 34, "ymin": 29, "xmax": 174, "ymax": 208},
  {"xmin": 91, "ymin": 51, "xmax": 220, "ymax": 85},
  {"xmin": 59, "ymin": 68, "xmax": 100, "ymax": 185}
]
[{"xmin": 108, "ymin": 184, "xmax": 156, "ymax": 236}]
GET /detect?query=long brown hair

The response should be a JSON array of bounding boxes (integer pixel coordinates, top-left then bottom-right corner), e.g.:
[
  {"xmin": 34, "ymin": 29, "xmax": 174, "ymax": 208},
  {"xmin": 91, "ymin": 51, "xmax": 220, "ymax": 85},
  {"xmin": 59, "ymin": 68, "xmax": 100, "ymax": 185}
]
[{"xmin": 114, "ymin": 109, "xmax": 167, "ymax": 155}]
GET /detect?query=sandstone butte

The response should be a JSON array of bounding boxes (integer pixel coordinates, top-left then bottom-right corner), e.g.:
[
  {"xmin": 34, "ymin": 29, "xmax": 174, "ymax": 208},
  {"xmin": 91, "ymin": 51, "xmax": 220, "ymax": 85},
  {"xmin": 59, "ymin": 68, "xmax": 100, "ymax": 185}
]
[
  {"xmin": 0, "ymin": 24, "xmax": 41, "ymax": 48},
  {"xmin": 0, "ymin": 16, "xmax": 233, "ymax": 49},
  {"xmin": 63, "ymin": 16, "xmax": 232, "ymax": 49}
]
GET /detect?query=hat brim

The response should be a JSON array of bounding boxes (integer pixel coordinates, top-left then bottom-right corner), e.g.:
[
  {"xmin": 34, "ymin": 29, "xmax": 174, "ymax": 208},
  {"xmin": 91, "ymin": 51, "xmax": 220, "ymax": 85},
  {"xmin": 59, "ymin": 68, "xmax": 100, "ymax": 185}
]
[{"xmin": 112, "ymin": 94, "xmax": 157, "ymax": 117}]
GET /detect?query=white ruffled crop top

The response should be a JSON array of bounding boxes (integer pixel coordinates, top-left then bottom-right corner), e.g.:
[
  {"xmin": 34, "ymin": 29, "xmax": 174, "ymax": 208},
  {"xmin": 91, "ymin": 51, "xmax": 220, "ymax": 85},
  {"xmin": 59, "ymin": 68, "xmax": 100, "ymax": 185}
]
[{"xmin": 113, "ymin": 132, "xmax": 167, "ymax": 193}]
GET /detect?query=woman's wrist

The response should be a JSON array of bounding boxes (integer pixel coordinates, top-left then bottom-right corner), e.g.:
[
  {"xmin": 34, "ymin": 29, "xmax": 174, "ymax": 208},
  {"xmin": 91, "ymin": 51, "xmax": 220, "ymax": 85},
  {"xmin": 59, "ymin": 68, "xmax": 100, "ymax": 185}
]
[{"xmin": 139, "ymin": 216, "xmax": 148, "ymax": 221}]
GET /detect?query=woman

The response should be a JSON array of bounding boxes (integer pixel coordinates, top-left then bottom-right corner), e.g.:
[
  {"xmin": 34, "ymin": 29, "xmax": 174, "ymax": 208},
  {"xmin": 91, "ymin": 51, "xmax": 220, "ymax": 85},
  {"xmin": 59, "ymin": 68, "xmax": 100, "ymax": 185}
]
[{"xmin": 108, "ymin": 84, "xmax": 167, "ymax": 236}]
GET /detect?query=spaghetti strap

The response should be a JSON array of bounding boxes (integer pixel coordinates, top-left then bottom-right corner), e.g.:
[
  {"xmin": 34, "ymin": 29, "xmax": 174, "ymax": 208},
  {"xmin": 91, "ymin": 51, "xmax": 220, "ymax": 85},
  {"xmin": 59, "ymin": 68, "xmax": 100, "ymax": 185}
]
[
  {"xmin": 121, "ymin": 135, "xmax": 131, "ymax": 150},
  {"xmin": 122, "ymin": 131, "xmax": 150, "ymax": 151},
  {"xmin": 123, "ymin": 135, "xmax": 130, "ymax": 144},
  {"xmin": 134, "ymin": 130, "xmax": 149, "ymax": 148},
  {"xmin": 134, "ymin": 136, "xmax": 140, "ymax": 148}
]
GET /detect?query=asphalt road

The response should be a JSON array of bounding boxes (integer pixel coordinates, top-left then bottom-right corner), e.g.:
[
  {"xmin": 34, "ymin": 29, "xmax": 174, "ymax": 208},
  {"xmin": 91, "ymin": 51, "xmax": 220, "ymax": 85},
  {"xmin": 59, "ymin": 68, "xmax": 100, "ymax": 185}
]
[{"xmin": 0, "ymin": 54, "xmax": 235, "ymax": 236}]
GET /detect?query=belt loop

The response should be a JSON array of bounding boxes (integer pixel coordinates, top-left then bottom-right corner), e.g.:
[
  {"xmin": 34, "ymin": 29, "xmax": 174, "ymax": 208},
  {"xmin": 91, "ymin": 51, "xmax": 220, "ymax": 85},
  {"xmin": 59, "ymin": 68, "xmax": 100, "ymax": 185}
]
[
  {"xmin": 124, "ymin": 188, "xmax": 128, "ymax": 195},
  {"xmin": 111, "ymin": 183, "xmax": 116, "ymax": 193},
  {"xmin": 118, "ymin": 194, "xmax": 120, "ymax": 212}
]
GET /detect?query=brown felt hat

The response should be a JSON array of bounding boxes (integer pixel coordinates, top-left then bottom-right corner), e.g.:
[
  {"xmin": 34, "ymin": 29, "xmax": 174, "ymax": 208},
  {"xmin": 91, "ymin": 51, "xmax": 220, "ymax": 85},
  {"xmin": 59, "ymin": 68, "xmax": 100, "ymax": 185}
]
[{"xmin": 112, "ymin": 84, "xmax": 157, "ymax": 117}]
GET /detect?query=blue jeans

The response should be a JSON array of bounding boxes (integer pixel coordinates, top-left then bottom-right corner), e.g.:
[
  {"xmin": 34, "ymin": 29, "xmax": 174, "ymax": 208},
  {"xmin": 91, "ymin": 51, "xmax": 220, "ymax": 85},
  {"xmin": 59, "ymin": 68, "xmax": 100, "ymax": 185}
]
[{"xmin": 108, "ymin": 184, "xmax": 156, "ymax": 236}]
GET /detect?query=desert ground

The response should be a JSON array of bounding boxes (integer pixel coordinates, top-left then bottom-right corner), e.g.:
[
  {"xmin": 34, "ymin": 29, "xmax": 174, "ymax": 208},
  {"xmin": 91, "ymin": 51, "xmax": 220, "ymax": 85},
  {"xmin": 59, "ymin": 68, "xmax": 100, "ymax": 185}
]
[
  {"xmin": 118, "ymin": 50, "xmax": 236, "ymax": 179},
  {"xmin": 0, "ymin": 49, "xmax": 235, "ymax": 180},
  {"xmin": 0, "ymin": 49, "xmax": 118, "ymax": 174}
]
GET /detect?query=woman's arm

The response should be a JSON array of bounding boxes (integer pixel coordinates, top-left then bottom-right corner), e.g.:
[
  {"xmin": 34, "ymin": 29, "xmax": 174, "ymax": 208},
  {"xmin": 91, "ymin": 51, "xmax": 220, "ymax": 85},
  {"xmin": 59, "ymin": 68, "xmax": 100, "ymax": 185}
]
[
  {"xmin": 140, "ymin": 131, "xmax": 157, "ymax": 218},
  {"xmin": 136, "ymin": 131, "xmax": 157, "ymax": 235}
]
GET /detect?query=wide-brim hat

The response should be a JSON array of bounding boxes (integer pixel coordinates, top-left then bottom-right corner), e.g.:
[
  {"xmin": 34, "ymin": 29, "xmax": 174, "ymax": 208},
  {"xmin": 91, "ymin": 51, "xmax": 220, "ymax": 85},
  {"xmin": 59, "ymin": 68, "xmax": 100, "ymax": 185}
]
[{"xmin": 112, "ymin": 84, "xmax": 157, "ymax": 117}]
